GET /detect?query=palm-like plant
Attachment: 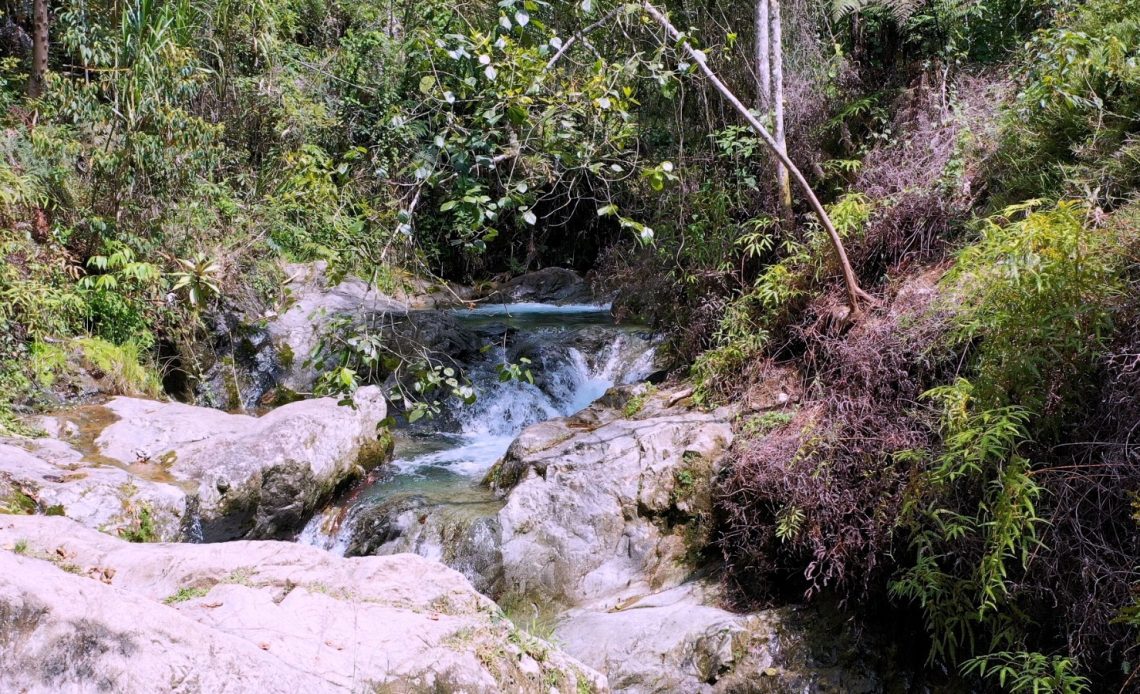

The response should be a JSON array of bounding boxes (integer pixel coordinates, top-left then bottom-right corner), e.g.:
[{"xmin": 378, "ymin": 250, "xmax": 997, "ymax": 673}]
[{"xmin": 170, "ymin": 254, "xmax": 221, "ymax": 308}]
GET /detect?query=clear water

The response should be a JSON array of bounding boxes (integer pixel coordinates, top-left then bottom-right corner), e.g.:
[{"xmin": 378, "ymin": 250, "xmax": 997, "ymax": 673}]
[{"xmin": 298, "ymin": 303, "xmax": 656, "ymax": 556}]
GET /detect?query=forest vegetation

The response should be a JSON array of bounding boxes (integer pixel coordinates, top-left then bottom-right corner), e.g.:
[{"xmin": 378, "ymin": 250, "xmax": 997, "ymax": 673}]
[{"xmin": 1, "ymin": 0, "xmax": 1139, "ymax": 690}]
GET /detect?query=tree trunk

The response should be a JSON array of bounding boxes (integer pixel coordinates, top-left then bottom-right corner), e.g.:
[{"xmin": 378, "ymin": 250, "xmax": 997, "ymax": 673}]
[
  {"xmin": 769, "ymin": 0, "xmax": 793, "ymax": 224},
  {"xmin": 755, "ymin": 0, "xmax": 771, "ymax": 113},
  {"xmin": 27, "ymin": 0, "xmax": 47, "ymax": 99},
  {"xmin": 642, "ymin": 1, "xmax": 871, "ymax": 314}
]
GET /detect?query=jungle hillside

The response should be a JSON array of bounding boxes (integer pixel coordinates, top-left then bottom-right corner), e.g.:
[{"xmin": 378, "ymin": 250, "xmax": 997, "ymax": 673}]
[{"xmin": 2, "ymin": 0, "xmax": 1140, "ymax": 691}]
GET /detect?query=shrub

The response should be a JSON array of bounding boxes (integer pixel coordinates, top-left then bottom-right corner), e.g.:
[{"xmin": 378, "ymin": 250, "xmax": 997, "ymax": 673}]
[{"xmin": 994, "ymin": 0, "xmax": 1140, "ymax": 204}]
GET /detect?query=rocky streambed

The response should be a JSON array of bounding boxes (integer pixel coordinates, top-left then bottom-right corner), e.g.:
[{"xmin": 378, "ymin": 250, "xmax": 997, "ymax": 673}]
[{"xmin": 0, "ymin": 265, "xmax": 901, "ymax": 693}]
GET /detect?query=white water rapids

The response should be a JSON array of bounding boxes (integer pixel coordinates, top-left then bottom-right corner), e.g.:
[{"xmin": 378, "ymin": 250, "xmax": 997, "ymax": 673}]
[{"xmin": 298, "ymin": 303, "xmax": 657, "ymax": 558}]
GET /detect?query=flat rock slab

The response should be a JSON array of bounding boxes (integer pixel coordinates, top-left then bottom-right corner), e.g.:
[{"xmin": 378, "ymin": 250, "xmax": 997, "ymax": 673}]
[
  {"xmin": 0, "ymin": 515, "xmax": 607, "ymax": 693},
  {"xmin": 556, "ymin": 582, "xmax": 885, "ymax": 694}
]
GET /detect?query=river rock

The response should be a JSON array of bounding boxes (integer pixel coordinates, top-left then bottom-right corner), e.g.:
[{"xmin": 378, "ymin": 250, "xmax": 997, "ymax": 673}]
[
  {"xmin": 555, "ymin": 582, "xmax": 885, "ymax": 693},
  {"xmin": 490, "ymin": 385, "xmax": 734, "ymax": 607},
  {"xmin": 94, "ymin": 386, "xmax": 390, "ymax": 540},
  {"xmin": 268, "ymin": 262, "xmax": 411, "ymax": 393},
  {"xmin": 344, "ymin": 491, "xmax": 505, "ymax": 596},
  {"xmin": 486, "ymin": 267, "xmax": 595, "ymax": 304},
  {"xmin": 0, "ymin": 439, "xmax": 189, "ymax": 542},
  {"xmin": 0, "ymin": 515, "xmax": 607, "ymax": 693},
  {"xmin": 3, "ymin": 387, "xmax": 389, "ymax": 542},
  {"xmin": 484, "ymin": 382, "xmax": 892, "ymax": 692}
]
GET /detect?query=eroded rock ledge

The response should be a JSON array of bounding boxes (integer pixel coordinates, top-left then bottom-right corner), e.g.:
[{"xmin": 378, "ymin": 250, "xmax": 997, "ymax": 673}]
[
  {"xmin": 0, "ymin": 515, "xmax": 605, "ymax": 693},
  {"xmin": 0, "ymin": 387, "xmax": 391, "ymax": 542}
]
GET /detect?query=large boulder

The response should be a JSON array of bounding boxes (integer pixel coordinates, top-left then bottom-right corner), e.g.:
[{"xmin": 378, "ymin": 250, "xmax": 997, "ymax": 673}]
[
  {"xmin": 268, "ymin": 262, "xmax": 411, "ymax": 394},
  {"xmin": 489, "ymin": 385, "xmax": 734, "ymax": 607},
  {"xmin": 0, "ymin": 515, "xmax": 607, "ymax": 693},
  {"xmin": 483, "ymin": 382, "xmax": 888, "ymax": 692},
  {"xmin": 2, "ymin": 387, "xmax": 390, "ymax": 542},
  {"xmin": 485, "ymin": 267, "xmax": 595, "ymax": 305}
]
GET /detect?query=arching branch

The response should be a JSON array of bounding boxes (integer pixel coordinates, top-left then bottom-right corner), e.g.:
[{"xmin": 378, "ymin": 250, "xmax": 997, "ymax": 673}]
[{"xmin": 642, "ymin": 1, "xmax": 873, "ymax": 314}]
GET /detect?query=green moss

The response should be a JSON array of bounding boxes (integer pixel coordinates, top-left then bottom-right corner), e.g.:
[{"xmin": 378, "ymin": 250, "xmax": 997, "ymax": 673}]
[
  {"xmin": 13, "ymin": 538, "xmax": 28, "ymax": 555},
  {"xmin": 481, "ymin": 458, "xmax": 504, "ymax": 488},
  {"xmin": 621, "ymin": 385, "xmax": 658, "ymax": 418},
  {"xmin": 118, "ymin": 503, "xmax": 158, "ymax": 542},
  {"xmin": 163, "ymin": 586, "xmax": 210, "ymax": 604},
  {"xmin": 266, "ymin": 387, "xmax": 304, "ymax": 406},
  {"xmin": 357, "ymin": 429, "xmax": 395, "ymax": 471},
  {"xmin": 277, "ymin": 342, "xmax": 296, "ymax": 370},
  {"xmin": 43, "ymin": 504, "xmax": 66, "ymax": 516},
  {"xmin": 0, "ymin": 488, "xmax": 37, "ymax": 515}
]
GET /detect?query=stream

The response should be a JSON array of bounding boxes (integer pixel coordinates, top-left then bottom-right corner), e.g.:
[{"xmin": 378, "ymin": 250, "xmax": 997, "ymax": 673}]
[{"xmin": 298, "ymin": 302, "xmax": 658, "ymax": 583}]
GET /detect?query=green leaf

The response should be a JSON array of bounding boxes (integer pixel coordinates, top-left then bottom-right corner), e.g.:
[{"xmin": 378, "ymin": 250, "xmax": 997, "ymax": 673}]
[{"xmin": 419, "ymin": 75, "xmax": 436, "ymax": 94}]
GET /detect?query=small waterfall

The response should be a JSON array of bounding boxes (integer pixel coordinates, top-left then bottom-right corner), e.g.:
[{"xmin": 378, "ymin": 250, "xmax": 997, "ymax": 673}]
[{"xmin": 299, "ymin": 304, "xmax": 657, "ymax": 570}]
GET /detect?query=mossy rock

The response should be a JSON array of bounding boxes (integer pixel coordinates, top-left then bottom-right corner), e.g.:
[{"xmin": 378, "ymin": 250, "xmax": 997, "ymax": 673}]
[
  {"xmin": 357, "ymin": 430, "xmax": 395, "ymax": 471},
  {"xmin": 0, "ymin": 487, "xmax": 38, "ymax": 515}
]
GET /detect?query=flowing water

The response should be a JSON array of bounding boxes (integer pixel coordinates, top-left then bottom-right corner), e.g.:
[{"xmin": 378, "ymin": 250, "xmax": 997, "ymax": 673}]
[{"xmin": 298, "ymin": 303, "xmax": 657, "ymax": 576}]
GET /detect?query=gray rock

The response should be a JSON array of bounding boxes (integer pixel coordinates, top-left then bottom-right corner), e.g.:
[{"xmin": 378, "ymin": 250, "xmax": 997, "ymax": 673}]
[
  {"xmin": 2, "ymin": 387, "xmax": 389, "ymax": 542},
  {"xmin": 556, "ymin": 582, "xmax": 885, "ymax": 693},
  {"xmin": 0, "ymin": 441, "xmax": 188, "ymax": 542},
  {"xmin": 486, "ymin": 267, "xmax": 595, "ymax": 305},
  {"xmin": 193, "ymin": 311, "xmax": 283, "ymax": 410},
  {"xmin": 555, "ymin": 582, "xmax": 751, "ymax": 693},
  {"xmin": 485, "ymin": 383, "xmax": 886, "ymax": 692},
  {"xmin": 91, "ymin": 386, "xmax": 390, "ymax": 541},
  {"xmin": 0, "ymin": 515, "xmax": 607, "ymax": 693},
  {"xmin": 269, "ymin": 262, "xmax": 411, "ymax": 394},
  {"xmin": 492, "ymin": 385, "xmax": 734, "ymax": 608}
]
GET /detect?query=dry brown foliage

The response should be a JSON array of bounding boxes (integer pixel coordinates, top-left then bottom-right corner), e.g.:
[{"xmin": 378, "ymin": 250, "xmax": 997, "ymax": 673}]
[
  {"xmin": 848, "ymin": 71, "xmax": 1008, "ymax": 281},
  {"xmin": 717, "ymin": 269, "xmax": 954, "ymax": 603}
]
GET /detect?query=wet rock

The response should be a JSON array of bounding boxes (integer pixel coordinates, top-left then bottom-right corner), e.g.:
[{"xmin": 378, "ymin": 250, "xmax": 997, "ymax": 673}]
[
  {"xmin": 193, "ymin": 311, "xmax": 282, "ymax": 410},
  {"xmin": 344, "ymin": 493, "xmax": 430, "ymax": 556},
  {"xmin": 345, "ymin": 492, "xmax": 505, "ymax": 596},
  {"xmin": 382, "ymin": 310, "xmax": 482, "ymax": 366},
  {"xmin": 486, "ymin": 267, "xmax": 595, "ymax": 305},
  {"xmin": 0, "ymin": 441, "xmax": 187, "ymax": 542},
  {"xmin": 0, "ymin": 515, "xmax": 606, "ymax": 693}
]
